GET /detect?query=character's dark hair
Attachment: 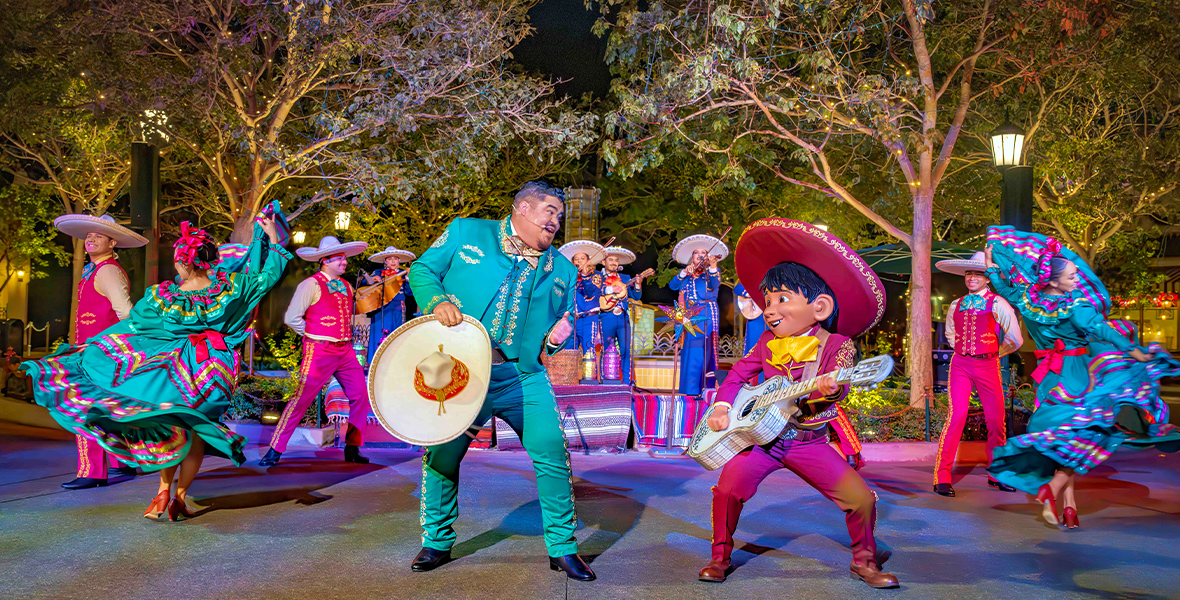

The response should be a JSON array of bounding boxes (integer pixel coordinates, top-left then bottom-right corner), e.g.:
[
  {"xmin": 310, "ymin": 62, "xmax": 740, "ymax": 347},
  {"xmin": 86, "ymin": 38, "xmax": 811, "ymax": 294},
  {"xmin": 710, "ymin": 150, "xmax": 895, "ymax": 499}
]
[
  {"xmin": 1049, "ymin": 256, "xmax": 1071, "ymax": 282},
  {"xmin": 514, "ymin": 180, "xmax": 566, "ymax": 207},
  {"xmin": 759, "ymin": 261, "xmax": 839, "ymax": 331}
]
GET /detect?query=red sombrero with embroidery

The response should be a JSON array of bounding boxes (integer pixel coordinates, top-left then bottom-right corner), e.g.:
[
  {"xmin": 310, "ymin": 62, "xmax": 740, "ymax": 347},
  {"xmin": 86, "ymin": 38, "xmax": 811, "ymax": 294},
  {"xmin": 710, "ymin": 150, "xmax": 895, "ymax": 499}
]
[{"xmin": 735, "ymin": 218, "xmax": 886, "ymax": 338}]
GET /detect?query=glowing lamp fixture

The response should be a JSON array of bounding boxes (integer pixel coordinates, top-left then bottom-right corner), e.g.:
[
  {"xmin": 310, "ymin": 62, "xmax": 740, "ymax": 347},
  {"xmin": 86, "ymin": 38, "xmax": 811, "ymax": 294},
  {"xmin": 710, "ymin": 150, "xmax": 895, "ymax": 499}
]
[
  {"xmin": 16, "ymin": 269, "xmax": 26, "ymax": 281},
  {"xmin": 292, "ymin": 230, "xmax": 307, "ymax": 244},
  {"xmin": 334, "ymin": 211, "xmax": 352, "ymax": 231},
  {"xmin": 989, "ymin": 121, "xmax": 1026, "ymax": 169}
]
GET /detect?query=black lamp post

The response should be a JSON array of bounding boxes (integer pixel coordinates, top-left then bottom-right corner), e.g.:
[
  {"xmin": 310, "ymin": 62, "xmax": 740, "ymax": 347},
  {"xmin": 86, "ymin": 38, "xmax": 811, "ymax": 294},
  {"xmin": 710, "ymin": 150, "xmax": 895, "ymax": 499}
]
[
  {"xmin": 989, "ymin": 120, "xmax": 1034, "ymax": 231},
  {"xmin": 989, "ymin": 120, "xmax": 1034, "ymax": 430}
]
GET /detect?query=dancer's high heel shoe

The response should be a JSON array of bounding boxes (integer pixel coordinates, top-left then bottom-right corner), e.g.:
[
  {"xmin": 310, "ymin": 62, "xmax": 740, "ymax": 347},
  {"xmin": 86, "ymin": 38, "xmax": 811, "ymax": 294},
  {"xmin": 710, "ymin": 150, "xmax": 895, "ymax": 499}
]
[
  {"xmin": 1036, "ymin": 484, "xmax": 1063, "ymax": 525},
  {"xmin": 1063, "ymin": 506, "xmax": 1080, "ymax": 529},
  {"xmin": 143, "ymin": 490, "xmax": 169, "ymax": 520},
  {"xmin": 164, "ymin": 496, "xmax": 196, "ymax": 522}
]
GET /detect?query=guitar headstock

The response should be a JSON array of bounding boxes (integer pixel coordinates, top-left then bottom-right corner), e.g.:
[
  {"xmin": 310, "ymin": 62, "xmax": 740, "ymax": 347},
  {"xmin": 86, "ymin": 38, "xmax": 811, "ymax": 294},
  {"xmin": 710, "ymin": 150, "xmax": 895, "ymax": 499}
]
[{"xmin": 837, "ymin": 354, "xmax": 895, "ymax": 388}]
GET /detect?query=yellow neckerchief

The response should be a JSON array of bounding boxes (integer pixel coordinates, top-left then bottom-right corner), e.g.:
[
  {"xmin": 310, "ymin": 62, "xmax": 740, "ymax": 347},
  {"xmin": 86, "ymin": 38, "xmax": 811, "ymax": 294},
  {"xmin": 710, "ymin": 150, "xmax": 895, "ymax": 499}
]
[{"xmin": 766, "ymin": 325, "xmax": 821, "ymax": 369}]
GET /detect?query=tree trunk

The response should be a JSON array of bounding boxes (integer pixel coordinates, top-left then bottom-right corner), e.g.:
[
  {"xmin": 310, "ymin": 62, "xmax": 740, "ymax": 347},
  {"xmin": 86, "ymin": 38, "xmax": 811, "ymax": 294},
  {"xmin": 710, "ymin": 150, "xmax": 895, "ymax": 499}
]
[
  {"xmin": 68, "ymin": 238, "xmax": 84, "ymax": 345},
  {"xmin": 229, "ymin": 213, "xmax": 256, "ymax": 245},
  {"xmin": 908, "ymin": 192, "xmax": 934, "ymax": 408}
]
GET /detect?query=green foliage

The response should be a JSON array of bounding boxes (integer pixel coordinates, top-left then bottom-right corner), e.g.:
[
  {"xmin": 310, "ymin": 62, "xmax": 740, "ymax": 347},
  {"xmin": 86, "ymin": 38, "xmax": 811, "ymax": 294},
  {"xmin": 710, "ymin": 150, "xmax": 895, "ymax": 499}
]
[
  {"xmin": 72, "ymin": 0, "xmax": 597, "ymax": 241},
  {"xmin": 0, "ymin": 186, "xmax": 70, "ymax": 296}
]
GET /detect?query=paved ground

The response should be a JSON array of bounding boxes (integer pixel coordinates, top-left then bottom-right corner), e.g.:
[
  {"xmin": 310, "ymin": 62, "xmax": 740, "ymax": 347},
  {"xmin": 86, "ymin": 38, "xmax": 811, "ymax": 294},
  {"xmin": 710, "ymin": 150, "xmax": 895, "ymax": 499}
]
[{"xmin": 3, "ymin": 422, "xmax": 1180, "ymax": 600}]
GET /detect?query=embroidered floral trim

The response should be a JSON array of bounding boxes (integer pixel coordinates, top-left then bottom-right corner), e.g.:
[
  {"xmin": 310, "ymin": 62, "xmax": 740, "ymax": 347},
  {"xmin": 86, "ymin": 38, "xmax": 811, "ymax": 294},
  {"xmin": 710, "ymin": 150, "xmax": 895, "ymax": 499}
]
[{"xmin": 431, "ymin": 228, "xmax": 451, "ymax": 249}]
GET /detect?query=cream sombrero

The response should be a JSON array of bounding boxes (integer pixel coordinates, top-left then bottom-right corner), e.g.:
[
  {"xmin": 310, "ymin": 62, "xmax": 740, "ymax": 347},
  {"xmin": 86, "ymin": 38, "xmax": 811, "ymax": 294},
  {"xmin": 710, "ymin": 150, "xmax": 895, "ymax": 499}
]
[
  {"xmin": 673, "ymin": 234, "xmax": 729, "ymax": 265},
  {"xmin": 603, "ymin": 246, "xmax": 637, "ymax": 265},
  {"xmin": 367, "ymin": 314, "xmax": 493, "ymax": 446},
  {"xmin": 54, "ymin": 214, "xmax": 148, "ymax": 248},
  {"xmin": 935, "ymin": 251, "xmax": 987, "ymax": 276},
  {"xmin": 368, "ymin": 246, "xmax": 416, "ymax": 264},
  {"xmin": 295, "ymin": 236, "xmax": 368, "ymax": 262},
  {"xmin": 558, "ymin": 239, "xmax": 605, "ymax": 264}
]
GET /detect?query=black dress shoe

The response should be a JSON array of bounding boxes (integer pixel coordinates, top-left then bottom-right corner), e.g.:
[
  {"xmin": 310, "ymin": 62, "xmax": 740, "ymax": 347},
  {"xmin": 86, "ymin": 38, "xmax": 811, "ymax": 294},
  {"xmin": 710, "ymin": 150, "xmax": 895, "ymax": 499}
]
[
  {"xmin": 549, "ymin": 553, "xmax": 596, "ymax": 581},
  {"xmin": 110, "ymin": 466, "xmax": 138, "ymax": 479},
  {"xmin": 61, "ymin": 477, "xmax": 107, "ymax": 490},
  {"xmin": 411, "ymin": 548, "xmax": 451, "ymax": 572},
  {"xmin": 344, "ymin": 445, "xmax": 370, "ymax": 464},
  {"xmin": 258, "ymin": 449, "xmax": 282, "ymax": 467},
  {"xmin": 988, "ymin": 479, "xmax": 1017, "ymax": 492},
  {"xmin": 933, "ymin": 483, "xmax": 956, "ymax": 497}
]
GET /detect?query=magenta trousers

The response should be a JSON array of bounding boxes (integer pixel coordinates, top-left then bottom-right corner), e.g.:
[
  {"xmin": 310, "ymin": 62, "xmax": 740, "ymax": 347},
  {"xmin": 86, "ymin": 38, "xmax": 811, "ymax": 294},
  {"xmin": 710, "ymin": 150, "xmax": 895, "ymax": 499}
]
[
  {"xmin": 76, "ymin": 435, "xmax": 122, "ymax": 478},
  {"xmin": 934, "ymin": 354, "xmax": 1006, "ymax": 485},
  {"xmin": 711, "ymin": 429, "xmax": 879, "ymax": 567},
  {"xmin": 269, "ymin": 338, "xmax": 370, "ymax": 453}
]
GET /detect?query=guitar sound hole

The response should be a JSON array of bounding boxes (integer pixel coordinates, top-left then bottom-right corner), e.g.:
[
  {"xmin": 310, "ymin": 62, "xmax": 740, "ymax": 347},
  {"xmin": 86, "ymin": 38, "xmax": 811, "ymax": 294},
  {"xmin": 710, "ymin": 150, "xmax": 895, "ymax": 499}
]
[{"xmin": 739, "ymin": 399, "xmax": 757, "ymax": 419}]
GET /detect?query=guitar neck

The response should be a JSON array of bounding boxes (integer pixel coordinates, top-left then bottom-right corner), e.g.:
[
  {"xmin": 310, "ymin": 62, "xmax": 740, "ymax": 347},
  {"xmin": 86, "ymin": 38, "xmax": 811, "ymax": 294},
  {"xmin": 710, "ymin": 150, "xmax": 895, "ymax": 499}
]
[{"xmin": 753, "ymin": 367, "xmax": 852, "ymax": 412}]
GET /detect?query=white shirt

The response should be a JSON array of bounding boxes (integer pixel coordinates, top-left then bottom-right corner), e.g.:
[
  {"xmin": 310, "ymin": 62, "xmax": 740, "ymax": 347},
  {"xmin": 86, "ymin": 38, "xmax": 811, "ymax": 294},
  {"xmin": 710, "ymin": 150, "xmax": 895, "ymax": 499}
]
[{"xmin": 945, "ymin": 289, "xmax": 1023, "ymax": 356}]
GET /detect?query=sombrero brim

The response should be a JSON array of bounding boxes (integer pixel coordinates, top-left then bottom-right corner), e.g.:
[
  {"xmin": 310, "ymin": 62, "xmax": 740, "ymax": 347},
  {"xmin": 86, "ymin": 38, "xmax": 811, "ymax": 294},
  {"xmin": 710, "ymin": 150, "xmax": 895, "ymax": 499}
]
[
  {"xmin": 935, "ymin": 259, "xmax": 987, "ymax": 276},
  {"xmin": 367, "ymin": 314, "xmax": 492, "ymax": 446},
  {"xmin": 369, "ymin": 249, "xmax": 416, "ymax": 264},
  {"xmin": 295, "ymin": 241, "xmax": 369, "ymax": 261},
  {"xmin": 673, "ymin": 235, "xmax": 729, "ymax": 265},
  {"xmin": 604, "ymin": 247, "xmax": 637, "ymax": 264},
  {"xmin": 559, "ymin": 240, "xmax": 605, "ymax": 263},
  {"xmin": 735, "ymin": 218, "xmax": 885, "ymax": 338},
  {"xmin": 54, "ymin": 215, "xmax": 148, "ymax": 248}
]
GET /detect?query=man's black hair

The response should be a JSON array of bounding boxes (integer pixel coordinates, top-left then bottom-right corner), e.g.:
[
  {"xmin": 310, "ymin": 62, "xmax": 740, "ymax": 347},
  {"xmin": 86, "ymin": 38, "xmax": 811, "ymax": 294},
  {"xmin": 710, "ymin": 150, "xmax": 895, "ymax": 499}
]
[
  {"xmin": 759, "ymin": 261, "xmax": 839, "ymax": 331},
  {"xmin": 514, "ymin": 180, "xmax": 566, "ymax": 205}
]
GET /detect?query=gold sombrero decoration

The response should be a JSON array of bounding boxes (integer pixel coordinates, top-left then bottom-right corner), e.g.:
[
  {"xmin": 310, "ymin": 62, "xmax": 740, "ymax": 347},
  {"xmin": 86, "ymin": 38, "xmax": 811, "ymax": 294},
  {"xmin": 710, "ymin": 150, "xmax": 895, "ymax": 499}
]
[{"xmin": 413, "ymin": 345, "xmax": 471, "ymax": 416}]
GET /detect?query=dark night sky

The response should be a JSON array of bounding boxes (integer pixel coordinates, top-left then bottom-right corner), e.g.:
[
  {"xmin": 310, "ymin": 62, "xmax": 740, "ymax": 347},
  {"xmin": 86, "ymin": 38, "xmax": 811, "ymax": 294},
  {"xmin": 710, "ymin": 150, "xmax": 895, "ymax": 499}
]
[{"xmin": 514, "ymin": 0, "xmax": 612, "ymax": 99}]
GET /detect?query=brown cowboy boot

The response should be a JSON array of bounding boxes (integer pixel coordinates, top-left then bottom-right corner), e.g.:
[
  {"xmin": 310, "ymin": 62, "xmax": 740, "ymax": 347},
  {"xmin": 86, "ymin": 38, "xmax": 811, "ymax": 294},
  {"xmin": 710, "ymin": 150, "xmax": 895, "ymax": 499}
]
[
  {"xmin": 697, "ymin": 559, "xmax": 730, "ymax": 583},
  {"xmin": 850, "ymin": 562, "xmax": 900, "ymax": 589}
]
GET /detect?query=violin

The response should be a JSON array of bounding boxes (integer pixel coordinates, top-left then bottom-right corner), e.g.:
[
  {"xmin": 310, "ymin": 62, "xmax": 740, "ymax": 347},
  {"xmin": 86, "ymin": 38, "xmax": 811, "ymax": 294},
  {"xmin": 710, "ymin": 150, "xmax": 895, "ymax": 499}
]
[{"xmin": 691, "ymin": 255, "xmax": 723, "ymax": 277}]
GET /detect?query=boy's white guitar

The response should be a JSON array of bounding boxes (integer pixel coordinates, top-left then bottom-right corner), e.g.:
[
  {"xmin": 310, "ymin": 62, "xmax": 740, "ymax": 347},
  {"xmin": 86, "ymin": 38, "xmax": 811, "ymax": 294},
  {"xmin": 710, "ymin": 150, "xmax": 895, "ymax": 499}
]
[{"xmin": 686, "ymin": 355, "xmax": 894, "ymax": 470}]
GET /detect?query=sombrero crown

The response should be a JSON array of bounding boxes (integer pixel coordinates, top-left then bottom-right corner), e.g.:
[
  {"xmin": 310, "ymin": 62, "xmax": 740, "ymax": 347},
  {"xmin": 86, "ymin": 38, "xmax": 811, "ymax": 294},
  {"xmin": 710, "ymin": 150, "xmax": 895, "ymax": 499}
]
[
  {"xmin": 295, "ymin": 236, "xmax": 368, "ymax": 262},
  {"xmin": 369, "ymin": 246, "xmax": 417, "ymax": 264},
  {"xmin": 935, "ymin": 251, "xmax": 986, "ymax": 276},
  {"xmin": 735, "ymin": 218, "xmax": 885, "ymax": 338},
  {"xmin": 673, "ymin": 234, "xmax": 729, "ymax": 265},
  {"xmin": 558, "ymin": 240, "xmax": 605, "ymax": 264},
  {"xmin": 54, "ymin": 214, "xmax": 148, "ymax": 248}
]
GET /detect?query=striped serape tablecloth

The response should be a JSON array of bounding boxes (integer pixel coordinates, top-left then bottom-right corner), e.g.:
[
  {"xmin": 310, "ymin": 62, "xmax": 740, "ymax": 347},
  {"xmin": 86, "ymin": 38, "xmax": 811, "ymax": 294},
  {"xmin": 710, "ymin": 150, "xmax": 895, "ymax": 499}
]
[
  {"xmin": 632, "ymin": 390, "xmax": 716, "ymax": 448},
  {"xmin": 495, "ymin": 384, "xmax": 633, "ymax": 452}
]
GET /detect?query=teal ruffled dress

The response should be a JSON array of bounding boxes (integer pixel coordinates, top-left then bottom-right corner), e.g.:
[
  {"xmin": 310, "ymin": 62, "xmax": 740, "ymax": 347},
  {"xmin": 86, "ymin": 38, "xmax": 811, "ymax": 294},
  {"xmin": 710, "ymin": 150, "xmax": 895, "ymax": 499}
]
[
  {"xmin": 21, "ymin": 210, "xmax": 292, "ymax": 471},
  {"xmin": 983, "ymin": 226, "xmax": 1180, "ymax": 494}
]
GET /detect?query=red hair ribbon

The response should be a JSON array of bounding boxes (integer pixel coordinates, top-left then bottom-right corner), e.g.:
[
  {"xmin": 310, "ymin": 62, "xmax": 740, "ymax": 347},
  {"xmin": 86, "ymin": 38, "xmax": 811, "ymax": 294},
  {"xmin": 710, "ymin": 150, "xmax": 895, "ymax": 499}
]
[{"xmin": 173, "ymin": 221, "xmax": 216, "ymax": 269}]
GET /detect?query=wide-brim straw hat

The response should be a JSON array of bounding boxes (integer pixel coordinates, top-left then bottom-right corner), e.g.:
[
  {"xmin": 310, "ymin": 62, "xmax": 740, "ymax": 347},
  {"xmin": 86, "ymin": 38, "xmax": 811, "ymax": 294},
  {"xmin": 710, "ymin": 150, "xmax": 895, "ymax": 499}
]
[
  {"xmin": 603, "ymin": 246, "xmax": 637, "ymax": 265},
  {"xmin": 369, "ymin": 246, "xmax": 417, "ymax": 264},
  {"xmin": 935, "ymin": 251, "xmax": 987, "ymax": 276},
  {"xmin": 735, "ymin": 218, "xmax": 885, "ymax": 338},
  {"xmin": 558, "ymin": 240, "xmax": 605, "ymax": 264},
  {"xmin": 673, "ymin": 234, "xmax": 729, "ymax": 265},
  {"xmin": 295, "ymin": 236, "xmax": 368, "ymax": 262},
  {"xmin": 367, "ymin": 314, "xmax": 493, "ymax": 446},
  {"xmin": 54, "ymin": 214, "xmax": 148, "ymax": 248}
]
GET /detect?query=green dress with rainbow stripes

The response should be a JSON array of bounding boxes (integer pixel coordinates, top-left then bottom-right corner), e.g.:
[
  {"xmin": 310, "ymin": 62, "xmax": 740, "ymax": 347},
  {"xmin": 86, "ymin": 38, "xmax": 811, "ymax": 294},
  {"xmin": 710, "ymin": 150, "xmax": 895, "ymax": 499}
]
[{"xmin": 21, "ymin": 221, "xmax": 291, "ymax": 471}]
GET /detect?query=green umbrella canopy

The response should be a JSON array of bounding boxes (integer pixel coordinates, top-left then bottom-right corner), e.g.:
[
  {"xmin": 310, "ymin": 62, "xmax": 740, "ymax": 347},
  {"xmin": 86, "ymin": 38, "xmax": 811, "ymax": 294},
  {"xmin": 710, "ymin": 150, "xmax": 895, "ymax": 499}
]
[{"xmin": 856, "ymin": 241, "xmax": 980, "ymax": 275}]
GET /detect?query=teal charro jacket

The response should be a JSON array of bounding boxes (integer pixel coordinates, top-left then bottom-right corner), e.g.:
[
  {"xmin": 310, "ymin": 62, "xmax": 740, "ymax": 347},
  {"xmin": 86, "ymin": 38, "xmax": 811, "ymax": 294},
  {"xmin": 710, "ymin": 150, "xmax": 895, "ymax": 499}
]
[{"xmin": 408, "ymin": 216, "xmax": 576, "ymax": 374}]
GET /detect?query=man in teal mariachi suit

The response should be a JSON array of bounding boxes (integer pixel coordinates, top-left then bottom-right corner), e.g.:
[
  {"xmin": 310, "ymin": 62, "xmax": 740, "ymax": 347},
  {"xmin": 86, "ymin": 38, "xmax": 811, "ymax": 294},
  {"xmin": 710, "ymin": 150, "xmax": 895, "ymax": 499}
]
[{"xmin": 406, "ymin": 180, "xmax": 595, "ymax": 582}]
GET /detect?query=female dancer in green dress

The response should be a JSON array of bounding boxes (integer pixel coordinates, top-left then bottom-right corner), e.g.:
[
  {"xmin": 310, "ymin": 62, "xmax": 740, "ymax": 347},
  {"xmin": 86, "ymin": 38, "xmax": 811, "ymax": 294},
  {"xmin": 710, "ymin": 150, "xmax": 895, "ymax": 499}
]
[
  {"xmin": 22, "ymin": 207, "xmax": 291, "ymax": 521},
  {"xmin": 983, "ymin": 226, "xmax": 1179, "ymax": 528}
]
